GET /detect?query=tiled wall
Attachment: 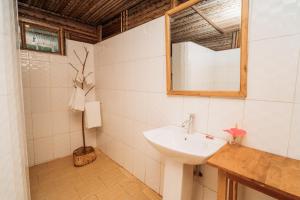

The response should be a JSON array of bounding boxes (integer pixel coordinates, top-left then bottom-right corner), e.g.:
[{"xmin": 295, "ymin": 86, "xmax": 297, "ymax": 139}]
[
  {"xmin": 0, "ymin": 0, "xmax": 30, "ymax": 199},
  {"xmin": 94, "ymin": 0, "xmax": 300, "ymax": 200},
  {"xmin": 21, "ymin": 40, "xmax": 97, "ymax": 166}
]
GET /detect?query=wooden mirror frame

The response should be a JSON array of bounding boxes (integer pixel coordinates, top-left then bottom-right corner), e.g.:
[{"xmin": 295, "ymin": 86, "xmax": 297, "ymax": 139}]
[{"xmin": 165, "ymin": 0, "xmax": 249, "ymax": 98}]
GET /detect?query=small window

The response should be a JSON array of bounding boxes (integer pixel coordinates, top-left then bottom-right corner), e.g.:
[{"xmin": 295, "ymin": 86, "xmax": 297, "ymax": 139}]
[{"xmin": 20, "ymin": 22, "xmax": 64, "ymax": 55}]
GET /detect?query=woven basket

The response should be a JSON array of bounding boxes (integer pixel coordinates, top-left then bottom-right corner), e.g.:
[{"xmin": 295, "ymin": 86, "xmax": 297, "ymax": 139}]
[{"xmin": 73, "ymin": 146, "xmax": 97, "ymax": 167}]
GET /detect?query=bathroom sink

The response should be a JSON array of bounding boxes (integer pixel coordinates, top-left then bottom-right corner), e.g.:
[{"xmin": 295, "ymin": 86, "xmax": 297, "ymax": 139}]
[
  {"xmin": 144, "ymin": 126, "xmax": 226, "ymax": 200},
  {"xmin": 143, "ymin": 126, "xmax": 226, "ymax": 165}
]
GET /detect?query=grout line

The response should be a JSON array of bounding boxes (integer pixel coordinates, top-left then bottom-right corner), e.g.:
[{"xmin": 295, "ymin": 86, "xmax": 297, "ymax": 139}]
[
  {"xmin": 285, "ymin": 49, "xmax": 300, "ymax": 157},
  {"xmin": 241, "ymin": 98, "xmax": 246, "ymax": 128},
  {"xmin": 206, "ymin": 97, "xmax": 211, "ymax": 133},
  {"xmin": 95, "ymin": 55, "xmax": 166, "ymax": 68},
  {"xmin": 98, "ymin": 87, "xmax": 296, "ymax": 104},
  {"xmin": 249, "ymin": 32, "xmax": 300, "ymax": 43}
]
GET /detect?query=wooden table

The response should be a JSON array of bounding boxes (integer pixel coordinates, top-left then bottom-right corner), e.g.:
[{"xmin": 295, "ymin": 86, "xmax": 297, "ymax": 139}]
[{"xmin": 207, "ymin": 144, "xmax": 300, "ymax": 200}]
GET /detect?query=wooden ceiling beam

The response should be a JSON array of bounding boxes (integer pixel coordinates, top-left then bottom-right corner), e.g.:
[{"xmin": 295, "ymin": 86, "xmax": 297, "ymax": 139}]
[
  {"xmin": 18, "ymin": 2, "xmax": 98, "ymax": 37},
  {"xmin": 191, "ymin": 5, "xmax": 224, "ymax": 34},
  {"xmin": 100, "ymin": 0, "xmax": 141, "ymax": 23}
]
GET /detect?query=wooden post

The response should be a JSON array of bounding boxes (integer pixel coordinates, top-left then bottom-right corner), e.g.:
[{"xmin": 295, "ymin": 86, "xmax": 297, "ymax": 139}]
[
  {"xmin": 233, "ymin": 181, "xmax": 238, "ymax": 200},
  {"xmin": 228, "ymin": 179, "xmax": 238, "ymax": 200},
  {"xmin": 171, "ymin": 0, "xmax": 180, "ymax": 8},
  {"xmin": 218, "ymin": 169, "xmax": 228, "ymax": 200},
  {"xmin": 97, "ymin": 25, "xmax": 102, "ymax": 42}
]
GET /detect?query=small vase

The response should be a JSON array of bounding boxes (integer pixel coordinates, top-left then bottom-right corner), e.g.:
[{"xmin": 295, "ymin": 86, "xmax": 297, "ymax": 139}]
[{"xmin": 229, "ymin": 136, "xmax": 241, "ymax": 145}]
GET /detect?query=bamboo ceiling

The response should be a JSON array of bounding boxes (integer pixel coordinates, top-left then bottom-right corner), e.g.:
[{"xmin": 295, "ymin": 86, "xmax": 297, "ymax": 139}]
[
  {"xmin": 171, "ymin": 0, "xmax": 241, "ymax": 51},
  {"xmin": 18, "ymin": 0, "xmax": 146, "ymax": 25},
  {"xmin": 17, "ymin": 0, "xmax": 180, "ymax": 42}
]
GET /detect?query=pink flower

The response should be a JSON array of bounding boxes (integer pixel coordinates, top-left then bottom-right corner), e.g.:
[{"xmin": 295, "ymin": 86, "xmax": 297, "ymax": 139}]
[{"xmin": 224, "ymin": 128, "xmax": 247, "ymax": 137}]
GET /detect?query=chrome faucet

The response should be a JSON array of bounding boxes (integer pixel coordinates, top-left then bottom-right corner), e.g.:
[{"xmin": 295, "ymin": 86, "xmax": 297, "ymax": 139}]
[{"xmin": 181, "ymin": 113, "xmax": 194, "ymax": 134}]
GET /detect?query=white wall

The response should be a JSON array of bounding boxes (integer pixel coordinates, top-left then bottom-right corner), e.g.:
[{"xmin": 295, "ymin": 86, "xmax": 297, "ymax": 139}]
[
  {"xmin": 172, "ymin": 43, "xmax": 187, "ymax": 90},
  {"xmin": 0, "ymin": 0, "xmax": 30, "ymax": 199},
  {"xmin": 21, "ymin": 40, "xmax": 97, "ymax": 166},
  {"xmin": 187, "ymin": 42, "xmax": 215, "ymax": 90},
  {"xmin": 172, "ymin": 42, "xmax": 240, "ymax": 91},
  {"xmin": 94, "ymin": 0, "xmax": 300, "ymax": 199},
  {"xmin": 214, "ymin": 49, "xmax": 240, "ymax": 91}
]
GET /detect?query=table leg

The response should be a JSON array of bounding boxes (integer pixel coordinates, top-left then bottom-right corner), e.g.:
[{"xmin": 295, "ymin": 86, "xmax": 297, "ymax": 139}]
[
  {"xmin": 217, "ymin": 169, "xmax": 228, "ymax": 200},
  {"xmin": 228, "ymin": 179, "xmax": 238, "ymax": 200},
  {"xmin": 233, "ymin": 181, "xmax": 238, "ymax": 200}
]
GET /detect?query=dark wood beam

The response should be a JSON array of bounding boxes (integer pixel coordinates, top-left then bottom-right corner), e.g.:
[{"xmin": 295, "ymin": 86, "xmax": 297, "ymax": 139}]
[
  {"xmin": 100, "ymin": 0, "xmax": 144, "ymax": 24},
  {"xmin": 18, "ymin": 2, "xmax": 98, "ymax": 37},
  {"xmin": 54, "ymin": 0, "xmax": 70, "ymax": 13},
  {"xmin": 191, "ymin": 6, "xmax": 224, "ymax": 34}
]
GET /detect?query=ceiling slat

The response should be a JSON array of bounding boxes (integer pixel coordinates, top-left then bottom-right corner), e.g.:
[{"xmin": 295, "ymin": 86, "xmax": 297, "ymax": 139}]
[
  {"xmin": 100, "ymin": 0, "xmax": 144, "ymax": 23},
  {"xmin": 60, "ymin": 0, "xmax": 82, "ymax": 16},
  {"xmin": 17, "ymin": 0, "xmax": 153, "ymax": 26},
  {"xmin": 68, "ymin": 0, "xmax": 96, "ymax": 18},
  {"xmin": 54, "ymin": 0, "xmax": 71, "ymax": 13},
  {"xmin": 80, "ymin": 0, "xmax": 110, "ymax": 21},
  {"xmin": 86, "ymin": 0, "xmax": 123, "ymax": 24}
]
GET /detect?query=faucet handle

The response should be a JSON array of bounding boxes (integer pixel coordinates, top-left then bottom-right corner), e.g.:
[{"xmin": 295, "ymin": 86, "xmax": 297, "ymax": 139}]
[
  {"xmin": 181, "ymin": 113, "xmax": 194, "ymax": 128},
  {"xmin": 186, "ymin": 113, "xmax": 194, "ymax": 120}
]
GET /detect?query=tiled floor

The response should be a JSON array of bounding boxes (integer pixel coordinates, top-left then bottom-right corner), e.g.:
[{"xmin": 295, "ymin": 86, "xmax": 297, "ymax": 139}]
[{"xmin": 29, "ymin": 149, "xmax": 162, "ymax": 200}]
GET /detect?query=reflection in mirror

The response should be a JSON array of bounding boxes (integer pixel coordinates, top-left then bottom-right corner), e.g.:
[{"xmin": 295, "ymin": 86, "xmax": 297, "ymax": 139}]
[{"xmin": 170, "ymin": 0, "xmax": 242, "ymax": 91}]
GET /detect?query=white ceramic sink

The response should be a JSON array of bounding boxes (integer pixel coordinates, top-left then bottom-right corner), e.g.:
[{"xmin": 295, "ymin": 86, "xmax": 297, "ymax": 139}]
[
  {"xmin": 143, "ymin": 126, "xmax": 226, "ymax": 200},
  {"xmin": 143, "ymin": 126, "xmax": 226, "ymax": 165}
]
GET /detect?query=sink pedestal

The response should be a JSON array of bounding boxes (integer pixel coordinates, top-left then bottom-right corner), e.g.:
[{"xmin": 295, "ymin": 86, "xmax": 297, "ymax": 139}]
[{"xmin": 163, "ymin": 159, "xmax": 193, "ymax": 200}]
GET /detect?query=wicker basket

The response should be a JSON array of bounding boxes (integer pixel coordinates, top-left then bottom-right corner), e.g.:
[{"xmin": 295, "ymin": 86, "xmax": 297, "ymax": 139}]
[{"xmin": 73, "ymin": 146, "xmax": 97, "ymax": 167}]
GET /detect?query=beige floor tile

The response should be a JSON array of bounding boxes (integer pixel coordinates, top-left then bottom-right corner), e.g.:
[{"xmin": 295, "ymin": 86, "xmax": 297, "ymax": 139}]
[{"xmin": 29, "ymin": 149, "xmax": 162, "ymax": 200}]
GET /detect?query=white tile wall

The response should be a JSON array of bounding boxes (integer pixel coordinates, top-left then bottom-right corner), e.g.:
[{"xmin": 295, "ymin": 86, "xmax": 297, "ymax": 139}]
[
  {"xmin": 94, "ymin": 1, "xmax": 300, "ymax": 199},
  {"xmin": 247, "ymin": 36, "xmax": 300, "ymax": 102},
  {"xmin": 34, "ymin": 137, "xmax": 54, "ymax": 163},
  {"xmin": 243, "ymin": 100, "xmax": 293, "ymax": 156},
  {"xmin": 54, "ymin": 134, "xmax": 71, "ymax": 158},
  {"xmin": 21, "ymin": 40, "xmax": 97, "ymax": 166},
  {"xmin": 287, "ymin": 103, "xmax": 300, "ymax": 159},
  {"xmin": 0, "ymin": 0, "xmax": 30, "ymax": 199},
  {"xmin": 250, "ymin": 0, "xmax": 300, "ymax": 41}
]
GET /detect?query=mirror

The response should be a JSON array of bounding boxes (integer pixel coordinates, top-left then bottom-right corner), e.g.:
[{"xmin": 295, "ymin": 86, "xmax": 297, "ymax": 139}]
[{"xmin": 165, "ymin": 0, "xmax": 248, "ymax": 98}]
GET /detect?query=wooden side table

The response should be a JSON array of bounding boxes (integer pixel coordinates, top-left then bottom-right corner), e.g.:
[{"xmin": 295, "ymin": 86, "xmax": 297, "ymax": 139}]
[{"xmin": 207, "ymin": 145, "xmax": 300, "ymax": 200}]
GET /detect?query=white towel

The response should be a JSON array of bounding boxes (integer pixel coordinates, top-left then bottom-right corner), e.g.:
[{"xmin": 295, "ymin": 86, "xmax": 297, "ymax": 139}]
[
  {"xmin": 69, "ymin": 87, "xmax": 85, "ymax": 111},
  {"xmin": 76, "ymin": 73, "xmax": 84, "ymax": 83},
  {"xmin": 84, "ymin": 71, "xmax": 94, "ymax": 85},
  {"xmin": 68, "ymin": 87, "xmax": 76, "ymax": 108},
  {"xmin": 84, "ymin": 101, "xmax": 102, "ymax": 128}
]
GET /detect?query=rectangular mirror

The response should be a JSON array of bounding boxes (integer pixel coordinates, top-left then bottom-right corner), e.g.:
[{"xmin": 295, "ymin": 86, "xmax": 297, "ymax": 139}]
[{"xmin": 165, "ymin": 0, "xmax": 248, "ymax": 98}]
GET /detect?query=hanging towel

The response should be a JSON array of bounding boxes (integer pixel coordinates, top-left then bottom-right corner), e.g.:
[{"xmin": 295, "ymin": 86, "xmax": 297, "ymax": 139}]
[
  {"xmin": 68, "ymin": 87, "xmax": 76, "ymax": 108},
  {"xmin": 69, "ymin": 87, "xmax": 85, "ymax": 111},
  {"xmin": 84, "ymin": 71, "xmax": 94, "ymax": 85},
  {"xmin": 84, "ymin": 101, "xmax": 102, "ymax": 129},
  {"xmin": 76, "ymin": 73, "xmax": 84, "ymax": 83}
]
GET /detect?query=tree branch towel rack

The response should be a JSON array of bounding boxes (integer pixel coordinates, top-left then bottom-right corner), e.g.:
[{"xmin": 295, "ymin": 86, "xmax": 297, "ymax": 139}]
[{"xmin": 68, "ymin": 46, "xmax": 97, "ymax": 167}]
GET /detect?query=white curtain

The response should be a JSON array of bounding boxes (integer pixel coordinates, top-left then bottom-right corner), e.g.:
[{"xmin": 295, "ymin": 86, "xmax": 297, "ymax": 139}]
[{"xmin": 0, "ymin": 0, "xmax": 30, "ymax": 199}]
